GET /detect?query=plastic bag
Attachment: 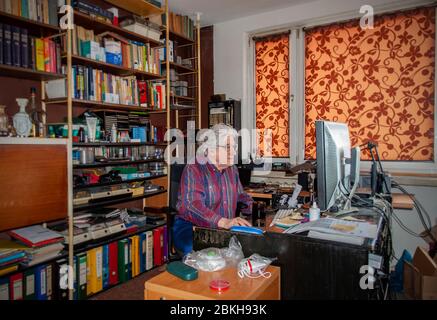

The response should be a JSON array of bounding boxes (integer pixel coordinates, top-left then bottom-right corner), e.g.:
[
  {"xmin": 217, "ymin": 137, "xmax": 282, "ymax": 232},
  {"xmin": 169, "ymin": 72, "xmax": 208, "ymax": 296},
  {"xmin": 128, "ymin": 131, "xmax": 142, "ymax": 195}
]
[
  {"xmin": 183, "ymin": 247, "xmax": 226, "ymax": 272},
  {"xmin": 237, "ymin": 254, "xmax": 275, "ymax": 279},
  {"xmin": 183, "ymin": 236, "xmax": 244, "ymax": 272},
  {"xmin": 220, "ymin": 236, "xmax": 244, "ymax": 268}
]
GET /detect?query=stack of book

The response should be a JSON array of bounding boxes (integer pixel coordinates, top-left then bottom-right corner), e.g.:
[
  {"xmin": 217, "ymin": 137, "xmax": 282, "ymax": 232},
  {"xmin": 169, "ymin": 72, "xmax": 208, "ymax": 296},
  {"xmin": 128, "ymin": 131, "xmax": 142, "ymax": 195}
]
[
  {"xmin": 8, "ymin": 225, "xmax": 64, "ymax": 267},
  {"xmin": 72, "ymin": 0, "xmax": 115, "ymax": 24},
  {"xmin": 0, "ymin": 0, "xmax": 59, "ymax": 26},
  {"xmin": 0, "ymin": 23, "xmax": 62, "ymax": 73},
  {"xmin": 0, "ymin": 240, "xmax": 27, "ymax": 277}
]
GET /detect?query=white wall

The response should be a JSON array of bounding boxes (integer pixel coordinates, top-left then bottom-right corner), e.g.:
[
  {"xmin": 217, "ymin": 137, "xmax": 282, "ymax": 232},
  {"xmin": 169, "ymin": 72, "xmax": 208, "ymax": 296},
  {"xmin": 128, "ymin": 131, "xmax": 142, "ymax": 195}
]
[{"xmin": 213, "ymin": 0, "xmax": 437, "ymax": 260}]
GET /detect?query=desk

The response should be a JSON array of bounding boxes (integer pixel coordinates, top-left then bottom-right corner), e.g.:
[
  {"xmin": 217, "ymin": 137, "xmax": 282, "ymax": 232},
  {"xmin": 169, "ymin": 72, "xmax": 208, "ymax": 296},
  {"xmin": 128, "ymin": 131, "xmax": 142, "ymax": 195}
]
[
  {"xmin": 193, "ymin": 207, "xmax": 389, "ymax": 300},
  {"xmin": 144, "ymin": 266, "xmax": 280, "ymax": 300}
]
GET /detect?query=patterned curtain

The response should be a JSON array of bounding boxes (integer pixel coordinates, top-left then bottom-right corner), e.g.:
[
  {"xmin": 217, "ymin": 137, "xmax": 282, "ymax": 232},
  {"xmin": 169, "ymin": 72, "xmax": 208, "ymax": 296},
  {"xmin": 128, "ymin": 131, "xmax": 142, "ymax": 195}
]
[
  {"xmin": 255, "ymin": 33, "xmax": 290, "ymax": 158},
  {"xmin": 305, "ymin": 7, "xmax": 435, "ymax": 161}
]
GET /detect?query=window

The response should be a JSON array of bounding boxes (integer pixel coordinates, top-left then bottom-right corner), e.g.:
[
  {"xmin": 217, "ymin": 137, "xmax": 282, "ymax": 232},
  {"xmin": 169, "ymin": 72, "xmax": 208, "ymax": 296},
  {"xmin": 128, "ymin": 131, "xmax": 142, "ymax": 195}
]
[
  {"xmin": 304, "ymin": 7, "xmax": 435, "ymax": 161},
  {"xmin": 254, "ymin": 33, "xmax": 290, "ymax": 158}
]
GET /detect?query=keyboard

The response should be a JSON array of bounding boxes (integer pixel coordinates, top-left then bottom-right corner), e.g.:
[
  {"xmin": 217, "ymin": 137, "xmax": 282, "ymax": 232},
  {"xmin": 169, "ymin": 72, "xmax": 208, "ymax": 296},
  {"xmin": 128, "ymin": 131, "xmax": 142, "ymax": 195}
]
[{"xmin": 270, "ymin": 209, "xmax": 296, "ymax": 227}]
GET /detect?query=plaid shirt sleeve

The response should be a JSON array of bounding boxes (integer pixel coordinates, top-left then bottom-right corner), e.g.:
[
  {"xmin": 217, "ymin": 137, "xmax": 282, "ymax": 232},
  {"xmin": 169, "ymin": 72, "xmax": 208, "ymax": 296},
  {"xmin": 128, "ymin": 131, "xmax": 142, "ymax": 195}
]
[
  {"xmin": 176, "ymin": 164, "xmax": 223, "ymax": 228},
  {"xmin": 235, "ymin": 167, "xmax": 253, "ymax": 215}
]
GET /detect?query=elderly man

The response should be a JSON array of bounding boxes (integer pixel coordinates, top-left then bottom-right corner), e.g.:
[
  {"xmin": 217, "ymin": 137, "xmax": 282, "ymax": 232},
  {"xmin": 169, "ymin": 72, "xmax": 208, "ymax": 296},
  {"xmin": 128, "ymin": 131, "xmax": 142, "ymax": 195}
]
[{"xmin": 173, "ymin": 124, "xmax": 253, "ymax": 255}]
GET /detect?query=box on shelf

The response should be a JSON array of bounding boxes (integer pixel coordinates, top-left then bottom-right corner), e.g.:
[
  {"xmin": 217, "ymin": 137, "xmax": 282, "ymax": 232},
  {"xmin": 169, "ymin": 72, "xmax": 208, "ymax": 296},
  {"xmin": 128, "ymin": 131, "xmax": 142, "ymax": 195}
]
[
  {"xmin": 404, "ymin": 246, "xmax": 437, "ymax": 300},
  {"xmin": 82, "ymin": 40, "xmax": 105, "ymax": 61},
  {"xmin": 120, "ymin": 16, "xmax": 162, "ymax": 42},
  {"xmin": 45, "ymin": 79, "xmax": 67, "ymax": 99}
]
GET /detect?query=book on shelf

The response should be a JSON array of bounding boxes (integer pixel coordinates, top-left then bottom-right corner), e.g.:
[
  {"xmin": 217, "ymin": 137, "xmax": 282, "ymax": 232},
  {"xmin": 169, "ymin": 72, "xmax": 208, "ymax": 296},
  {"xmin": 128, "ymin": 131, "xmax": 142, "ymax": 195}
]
[
  {"xmin": 0, "ymin": 0, "xmax": 58, "ymax": 26},
  {"xmin": 138, "ymin": 80, "xmax": 166, "ymax": 109},
  {"xmin": 8, "ymin": 225, "xmax": 64, "ymax": 248},
  {"xmin": 68, "ymin": 25, "xmax": 162, "ymax": 75},
  {"xmin": 0, "ymin": 22, "xmax": 62, "ymax": 73},
  {"xmin": 168, "ymin": 12, "xmax": 195, "ymax": 40},
  {"xmin": 72, "ymin": 0, "xmax": 115, "ymax": 24}
]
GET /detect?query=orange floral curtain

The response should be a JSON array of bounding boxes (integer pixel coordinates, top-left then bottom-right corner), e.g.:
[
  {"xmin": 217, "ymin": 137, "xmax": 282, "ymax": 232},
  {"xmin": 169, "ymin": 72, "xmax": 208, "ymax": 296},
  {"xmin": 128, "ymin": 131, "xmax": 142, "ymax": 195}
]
[
  {"xmin": 305, "ymin": 7, "xmax": 435, "ymax": 161},
  {"xmin": 255, "ymin": 33, "xmax": 290, "ymax": 158}
]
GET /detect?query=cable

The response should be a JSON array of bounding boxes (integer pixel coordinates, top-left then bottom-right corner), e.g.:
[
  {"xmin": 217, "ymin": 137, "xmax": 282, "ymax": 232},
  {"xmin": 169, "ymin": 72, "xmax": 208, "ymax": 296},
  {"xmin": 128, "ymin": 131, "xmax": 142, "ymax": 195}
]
[{"xmin": 391, "ymin": 181, "xmax": 437, "ymax": 243}]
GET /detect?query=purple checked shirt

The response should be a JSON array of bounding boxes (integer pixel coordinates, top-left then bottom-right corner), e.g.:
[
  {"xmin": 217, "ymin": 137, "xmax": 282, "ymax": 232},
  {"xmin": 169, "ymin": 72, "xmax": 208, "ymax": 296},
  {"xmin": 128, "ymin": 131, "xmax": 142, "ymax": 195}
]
[{"xmin": 176, "ymin": 160, "xmax": 253, "ymax": 228}]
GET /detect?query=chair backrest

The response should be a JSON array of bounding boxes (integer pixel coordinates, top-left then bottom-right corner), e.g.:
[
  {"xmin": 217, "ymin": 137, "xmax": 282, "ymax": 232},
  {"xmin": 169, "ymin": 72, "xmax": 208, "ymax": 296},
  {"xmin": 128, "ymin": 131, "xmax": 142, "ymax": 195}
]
[{"xmin": 169, "ymin": 164, "xmax": 187, "ymax": 211}]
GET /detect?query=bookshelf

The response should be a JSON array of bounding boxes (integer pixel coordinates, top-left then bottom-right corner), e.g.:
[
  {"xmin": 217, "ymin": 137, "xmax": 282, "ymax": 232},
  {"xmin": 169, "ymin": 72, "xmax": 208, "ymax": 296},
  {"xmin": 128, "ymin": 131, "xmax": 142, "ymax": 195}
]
[{"xmin": 0, "ymin": 0, "xmax": 202, "ymax": 301}]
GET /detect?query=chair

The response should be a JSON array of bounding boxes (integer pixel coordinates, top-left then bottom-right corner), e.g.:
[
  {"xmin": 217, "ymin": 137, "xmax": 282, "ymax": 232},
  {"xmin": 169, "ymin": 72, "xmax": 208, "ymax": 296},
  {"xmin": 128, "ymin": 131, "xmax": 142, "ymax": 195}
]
[{"xmin": 145, "ymin": 164, "xmax": 186, "ymax": 261}]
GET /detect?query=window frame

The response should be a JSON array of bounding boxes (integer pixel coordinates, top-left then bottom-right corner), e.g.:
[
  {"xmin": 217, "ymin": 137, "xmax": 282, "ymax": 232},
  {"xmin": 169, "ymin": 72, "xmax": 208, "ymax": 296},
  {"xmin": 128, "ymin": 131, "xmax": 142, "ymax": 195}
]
[{"xmin": 246, "ymin": 4, "xmax": 437, "ymax": 174}]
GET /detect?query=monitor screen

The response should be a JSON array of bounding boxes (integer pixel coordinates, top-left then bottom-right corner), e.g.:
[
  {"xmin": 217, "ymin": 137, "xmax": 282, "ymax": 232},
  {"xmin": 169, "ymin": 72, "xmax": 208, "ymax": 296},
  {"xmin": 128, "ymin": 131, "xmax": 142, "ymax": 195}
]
[{"xmin": 316, "ymin": 121, "xmax": 351, "ymax": 211}]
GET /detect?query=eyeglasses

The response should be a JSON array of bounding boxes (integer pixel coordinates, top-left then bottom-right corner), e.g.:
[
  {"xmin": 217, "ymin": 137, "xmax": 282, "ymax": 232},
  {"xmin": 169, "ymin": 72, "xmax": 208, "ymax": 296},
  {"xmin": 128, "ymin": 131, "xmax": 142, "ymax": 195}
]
[{"xmin": 217, "ymin": 144, "xmax": 237, "ymax": 152}]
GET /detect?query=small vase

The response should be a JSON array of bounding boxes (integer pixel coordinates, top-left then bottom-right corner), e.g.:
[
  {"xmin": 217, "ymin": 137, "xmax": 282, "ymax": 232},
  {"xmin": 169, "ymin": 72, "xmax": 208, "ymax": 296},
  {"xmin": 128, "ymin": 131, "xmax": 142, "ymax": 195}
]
[
  {"xmin": 13, "ymin": 98, "xmax": 32, "ymax": 138},
  {"xmin": 0, "ymin": 105, "xmax": 9, "ymax": 137}
]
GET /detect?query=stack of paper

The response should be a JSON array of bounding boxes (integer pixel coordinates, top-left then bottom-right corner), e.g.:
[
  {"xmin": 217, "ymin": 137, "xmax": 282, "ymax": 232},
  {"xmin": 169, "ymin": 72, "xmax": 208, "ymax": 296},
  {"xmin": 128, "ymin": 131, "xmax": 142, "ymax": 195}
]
[
  {"xmin": 284, "ymin": 218, "xmax": 378, "ymax": 245},
  {"xmin": 0, "ymin": 240, "xmax": 28, "ymax": 276},
  {"xmin": 8, "ymin": 225, "xmax": 65, "ymax": 266}
]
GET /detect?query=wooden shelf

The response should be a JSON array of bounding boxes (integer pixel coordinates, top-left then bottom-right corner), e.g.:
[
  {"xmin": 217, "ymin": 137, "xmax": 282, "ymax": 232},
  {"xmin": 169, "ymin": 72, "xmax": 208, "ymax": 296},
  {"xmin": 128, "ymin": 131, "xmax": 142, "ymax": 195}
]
[
  {"xmin": 73, "ymin": 142, "xmax": 168, "ymax": 147},
  {"xmin": 65, "ymin": 55, "xmax": 164, "ymax": 79},
  {"xmin": 104, "ymin": 0, "xmax": 164, "ymax": 16},
  {"xmin": 73, "ymin": 158, "xmax": 165, "ymax": 169},
  {"xmin": 73, "ymin": 10, "xmax": 161, "ymax": 47},
  {"xmin": 44, "ymin": 98, "xmax": 167, "ymax": 113},
  {"xmin": 168, "ymin": 30, "xmax": 195, "ymax": 45},
  {"xmin": 73, "ymin": 189, "xmax": 167, "ymax": 212},
  {"xmin": 163, "ymin": 61, "xmax": 195, "ymax": 74},
  {"xmin": 0, "ymin": 11, "xmax": 60, "ymax": 35},
  {"xmin": 171, "ymin": 95, "xmax": 195, "ymax": 101},
  {"xmin": 0, "ymin": 64, "xmax": 65, "ymax": 81},
  {"xmin": 74, "ymin": 174, "xmax": 168, "ymax": 190},
  {"xmin": 171, "ymin": 104, "xmax": 196, "ymax": 111}
]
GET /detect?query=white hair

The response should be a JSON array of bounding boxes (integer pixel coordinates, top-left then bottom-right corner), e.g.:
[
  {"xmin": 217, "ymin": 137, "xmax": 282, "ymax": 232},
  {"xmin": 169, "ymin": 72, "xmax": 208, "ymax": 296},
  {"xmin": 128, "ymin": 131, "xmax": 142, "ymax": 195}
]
[{"xmin": 204, "ymin": 123, "xmax": 238, "ymax": 149}]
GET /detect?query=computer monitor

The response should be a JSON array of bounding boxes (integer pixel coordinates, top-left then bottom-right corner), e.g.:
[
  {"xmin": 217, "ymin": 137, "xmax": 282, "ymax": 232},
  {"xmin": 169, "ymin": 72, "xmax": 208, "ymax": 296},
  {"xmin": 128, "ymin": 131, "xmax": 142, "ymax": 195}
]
[{"xmin": 316, "ymin": 120, "xmax": 360, "ymax": 213}]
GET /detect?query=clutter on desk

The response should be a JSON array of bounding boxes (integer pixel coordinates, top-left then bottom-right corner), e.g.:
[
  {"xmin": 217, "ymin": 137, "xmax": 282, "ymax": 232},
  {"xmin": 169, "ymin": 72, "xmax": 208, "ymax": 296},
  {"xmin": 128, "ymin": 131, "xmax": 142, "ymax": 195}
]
[{"xmin": 183, "ymin": 236, "xmax": 244, "ymax": 272}]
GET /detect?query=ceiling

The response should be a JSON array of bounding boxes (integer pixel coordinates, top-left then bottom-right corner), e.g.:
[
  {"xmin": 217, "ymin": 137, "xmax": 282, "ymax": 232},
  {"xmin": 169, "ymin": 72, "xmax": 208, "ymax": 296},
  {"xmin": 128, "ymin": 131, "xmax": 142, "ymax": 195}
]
[{"xmin": 169, "ymin": 0, "xmax": 315, "ymax": 26}]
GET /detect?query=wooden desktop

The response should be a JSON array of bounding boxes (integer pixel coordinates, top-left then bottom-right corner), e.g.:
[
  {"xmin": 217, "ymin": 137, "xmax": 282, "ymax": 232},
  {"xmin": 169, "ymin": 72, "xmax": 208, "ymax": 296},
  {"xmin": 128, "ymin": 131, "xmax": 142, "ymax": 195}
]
[{"xmin": 144, "ymin": 265, "xmax": 280, "ymax": 300}]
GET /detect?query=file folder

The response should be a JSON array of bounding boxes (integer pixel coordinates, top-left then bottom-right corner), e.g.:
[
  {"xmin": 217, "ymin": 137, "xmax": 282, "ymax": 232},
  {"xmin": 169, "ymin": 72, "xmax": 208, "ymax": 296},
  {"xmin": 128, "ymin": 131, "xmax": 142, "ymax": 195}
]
[
  {"xmin": 108, "ymin": 242, "xmax": 118, "ymax": 285},
  {"xmin": 23, "ymin": 269, "xmax": 36, "ymax": 300}
]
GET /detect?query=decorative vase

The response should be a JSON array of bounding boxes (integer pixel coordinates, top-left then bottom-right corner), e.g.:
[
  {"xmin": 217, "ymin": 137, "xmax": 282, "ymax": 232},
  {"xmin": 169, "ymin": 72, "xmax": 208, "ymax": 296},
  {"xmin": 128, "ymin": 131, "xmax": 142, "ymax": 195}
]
[
  {"xmin": 0, "ymin": 105, "xmax": 9, "ymax": 137},
  {"xmin": 13, "ymin": 98, "xmax": 32, "ymax": 137}
]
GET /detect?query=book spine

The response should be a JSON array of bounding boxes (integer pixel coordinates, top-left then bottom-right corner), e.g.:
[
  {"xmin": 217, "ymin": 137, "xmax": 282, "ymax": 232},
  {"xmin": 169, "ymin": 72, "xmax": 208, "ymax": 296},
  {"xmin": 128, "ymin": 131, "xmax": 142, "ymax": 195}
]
[
  {"xmin": 20, "ymin": 28, "xmax": 28, "ymax": 68},
  {"xmin": 43, "ymin": 38, "xmax": 50, "ymax": 71},
  {"xmin": 35, "ymin": 38, "xmax": 44, "ymax": 71},
  {"xmin": 0, "ymin": 23, "xmax": 3, "ymax": 65},
  {"xmin": 49, "ymin": 40, "xmax": 55, "ymax": 72},
  {"xmin": 11, "ymin": 26, "xmax": 21, "ymax": 67},
  {"xmin": 29, "ymin": 36, "xmax": 36, "ymax": 70}
]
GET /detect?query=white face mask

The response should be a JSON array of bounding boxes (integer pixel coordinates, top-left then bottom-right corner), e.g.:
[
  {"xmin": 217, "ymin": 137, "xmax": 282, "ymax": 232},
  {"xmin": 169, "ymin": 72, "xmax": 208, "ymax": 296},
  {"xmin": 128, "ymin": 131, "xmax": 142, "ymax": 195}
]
[{"xmin": 237, "ymin": 254, "xmax": 274, "ymax": 279}]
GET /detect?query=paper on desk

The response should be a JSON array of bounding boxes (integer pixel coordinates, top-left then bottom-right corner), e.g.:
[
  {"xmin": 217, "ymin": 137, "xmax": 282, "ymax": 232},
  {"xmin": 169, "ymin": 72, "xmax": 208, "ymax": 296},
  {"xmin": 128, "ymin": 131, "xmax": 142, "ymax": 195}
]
[{"xmin": 284, "ymin": 218, "xmax": 378, "ymax": 239}]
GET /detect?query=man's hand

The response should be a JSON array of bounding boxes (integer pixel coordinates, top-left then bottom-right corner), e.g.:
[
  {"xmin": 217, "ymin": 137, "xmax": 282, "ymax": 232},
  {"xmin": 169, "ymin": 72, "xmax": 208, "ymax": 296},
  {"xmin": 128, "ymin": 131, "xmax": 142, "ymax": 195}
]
[{"xmin": 218, "ymin": 217, "xmax": 252, "ymax": 229}]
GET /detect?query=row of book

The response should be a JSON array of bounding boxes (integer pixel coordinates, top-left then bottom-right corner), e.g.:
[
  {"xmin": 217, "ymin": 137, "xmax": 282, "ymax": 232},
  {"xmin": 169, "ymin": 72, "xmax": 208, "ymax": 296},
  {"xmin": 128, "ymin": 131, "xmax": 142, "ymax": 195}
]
[
  {"xmin": 168, "ymin": 12, "xmax": 195, "ymax": 40},
  {"xmin": 138, "ymin": 80, "xmax": 166, "ymax": 109},
  {"xmin": 71, "ymin": 26, "xmax": 161, "ymax": 74},
  {"xmin": 0, "ymin": 0, "xmax": 58, "ymax": 26},
  {"xmin": 72, "ymin": 65, "xmax": 139, "ymax": 106},
  {"xmin": 0, "ymin": 23, "xmax": 62, "ymax": 73},
  {"xmin": 0, "ymin": 226, "xmax": 168, "ymax": 300}
]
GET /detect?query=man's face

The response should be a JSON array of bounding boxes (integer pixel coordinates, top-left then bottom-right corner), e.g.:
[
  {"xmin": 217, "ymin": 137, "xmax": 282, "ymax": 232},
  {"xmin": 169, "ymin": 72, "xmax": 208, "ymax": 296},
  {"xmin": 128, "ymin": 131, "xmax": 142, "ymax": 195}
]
[{"xmin": 216, "ymin": 135, "xmax": 237, "ymax": 168}]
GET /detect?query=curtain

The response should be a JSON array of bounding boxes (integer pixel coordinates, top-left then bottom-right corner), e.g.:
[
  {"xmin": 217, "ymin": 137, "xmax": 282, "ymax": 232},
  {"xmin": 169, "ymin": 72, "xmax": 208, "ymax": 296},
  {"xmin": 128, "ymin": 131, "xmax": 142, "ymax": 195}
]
[
  {"xmin": 305, "ymin": 7, "xmax": 435, "ymax": 161},
  {"xmin": 255, "ymin": 33, "xmax": 290, "ymax": 158}
]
